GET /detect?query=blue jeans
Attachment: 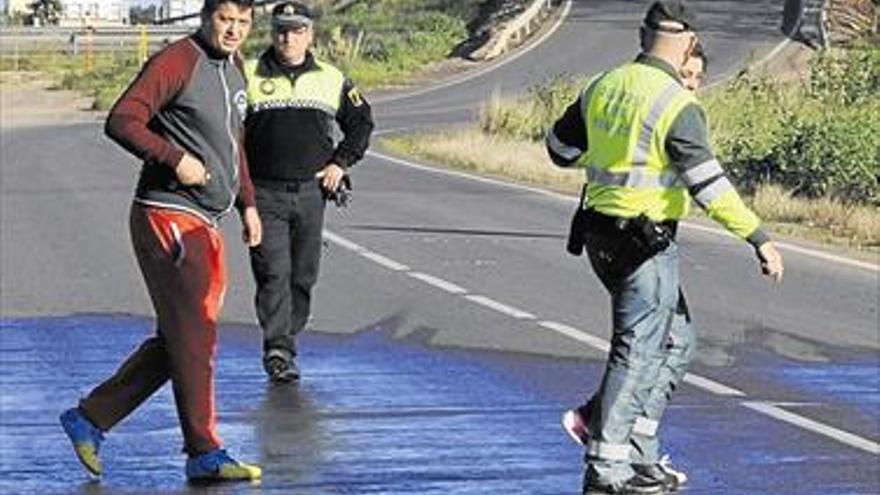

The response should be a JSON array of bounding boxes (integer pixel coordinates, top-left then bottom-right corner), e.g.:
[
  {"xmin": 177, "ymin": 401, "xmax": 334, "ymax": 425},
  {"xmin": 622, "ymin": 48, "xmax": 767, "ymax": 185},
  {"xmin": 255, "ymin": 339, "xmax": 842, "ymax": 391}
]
[{"xmin": 582, "ymin": 231, "xmax": 694, "ymax": 485}]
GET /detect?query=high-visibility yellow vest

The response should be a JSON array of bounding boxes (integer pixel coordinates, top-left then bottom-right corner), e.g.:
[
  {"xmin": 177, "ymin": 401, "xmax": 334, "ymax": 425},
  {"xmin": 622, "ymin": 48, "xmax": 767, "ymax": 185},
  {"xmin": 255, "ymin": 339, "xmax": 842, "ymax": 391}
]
[
  {"xmin": 244, "ymin": 58, "xmax": 345, "ymax": 117},
  {"xmin": 580, "ymin": 62, "xmax": 698, "ymax": 222}
]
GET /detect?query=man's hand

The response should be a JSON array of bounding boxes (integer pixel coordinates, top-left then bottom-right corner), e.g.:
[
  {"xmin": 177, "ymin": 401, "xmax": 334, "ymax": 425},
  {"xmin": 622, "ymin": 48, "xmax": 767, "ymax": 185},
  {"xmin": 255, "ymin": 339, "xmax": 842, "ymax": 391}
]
[
  {"xmin": 241, "ymin": 206, "xmax": 262, "ymax": 247},
  {"xmin": 757, "ymin": 241, "xmax": 784, "ymax": 283},
  {"xmin": 176, "ymin": 154, "xmax": 210, "ymax": 186},
  {"xmin": 317, "ymin": 163, "xmax": 346, "ymax": 192}
]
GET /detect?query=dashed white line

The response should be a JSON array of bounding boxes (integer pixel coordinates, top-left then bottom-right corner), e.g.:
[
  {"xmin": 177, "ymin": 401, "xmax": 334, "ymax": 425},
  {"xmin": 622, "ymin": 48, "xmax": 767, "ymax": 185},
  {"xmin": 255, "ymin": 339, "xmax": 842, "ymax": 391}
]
[
  {"xmin": 465, "ymin": 295, "xmax": 536, "ymax": 320},
  {"xmin": 743, "ymin": 401, "xmax": 880, "ymax": 455},
  {"xmin": 323, "ymin": 230, "xmax": 364, "ymax": 252},
  {"xmin": 322, "ymin": 229, "xmax": 879, "ymax": 455},
  {"xmin": 538, "ymin": 320, "xmax": 610, "ymax": 352},
  {"xmin": 369, "ymin": 150, "xmax": 879, "ymax": 273},
  {"xmin": 360, "ymin": 251, "xmax": 410, "ymax": 271},
  {"xmin": 408, "ymin": 272, "xmax": 468, "ymax": 294},
  {"xmin": 683, "ymin": 373, "xmax": 746, "ymax": 397}
]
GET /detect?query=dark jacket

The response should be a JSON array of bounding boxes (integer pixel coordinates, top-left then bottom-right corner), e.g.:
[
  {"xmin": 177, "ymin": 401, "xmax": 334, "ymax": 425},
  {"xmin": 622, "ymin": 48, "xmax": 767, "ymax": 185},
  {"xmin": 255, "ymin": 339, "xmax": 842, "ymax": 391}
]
[
  {"xmin": 105, "ymin": 33, "xmax": 255, "ymax": 224},
  {"xmin": 244, "ymin": 49, "xmax": 374, "ymax": 182}
]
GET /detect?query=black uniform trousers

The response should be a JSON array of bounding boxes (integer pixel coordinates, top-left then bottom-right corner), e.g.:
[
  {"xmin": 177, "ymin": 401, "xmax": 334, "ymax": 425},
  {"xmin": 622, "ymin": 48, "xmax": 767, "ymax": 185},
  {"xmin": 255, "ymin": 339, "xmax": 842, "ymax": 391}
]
[{"xmin": 249, "ymin": 180, "xmax": 325, "ymax": 363}]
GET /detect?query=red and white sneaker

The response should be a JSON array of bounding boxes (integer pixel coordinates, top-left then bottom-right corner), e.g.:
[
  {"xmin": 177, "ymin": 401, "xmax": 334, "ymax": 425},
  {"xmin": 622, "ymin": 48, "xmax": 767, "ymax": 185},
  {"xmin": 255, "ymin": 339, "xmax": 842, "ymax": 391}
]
[{"xmin": 562, "ymin": 407, "xmax": 591, "ymax": 446}]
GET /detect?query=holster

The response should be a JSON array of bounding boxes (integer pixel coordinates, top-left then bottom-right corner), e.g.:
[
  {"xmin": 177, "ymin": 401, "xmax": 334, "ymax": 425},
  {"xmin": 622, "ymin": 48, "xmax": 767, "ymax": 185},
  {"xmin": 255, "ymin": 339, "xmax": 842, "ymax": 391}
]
[
  {"xmin": 566, "ymin": 185, "xmax": 590, "ymax": 256},
  {"xmin": 569, "ymin": 205, "xmax": 677, "ymax": 278}
]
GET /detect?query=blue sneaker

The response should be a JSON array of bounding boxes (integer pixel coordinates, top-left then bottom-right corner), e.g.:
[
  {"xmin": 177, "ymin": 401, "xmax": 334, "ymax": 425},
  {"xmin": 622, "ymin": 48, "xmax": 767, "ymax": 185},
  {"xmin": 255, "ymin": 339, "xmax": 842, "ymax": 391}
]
[
  {"xmin": 59, "ymin": 407, "xmax": 104, "ymax": 476},
  {"xmin": 186, "ymin": 448, "xmax": 262, "ymax": 481}
]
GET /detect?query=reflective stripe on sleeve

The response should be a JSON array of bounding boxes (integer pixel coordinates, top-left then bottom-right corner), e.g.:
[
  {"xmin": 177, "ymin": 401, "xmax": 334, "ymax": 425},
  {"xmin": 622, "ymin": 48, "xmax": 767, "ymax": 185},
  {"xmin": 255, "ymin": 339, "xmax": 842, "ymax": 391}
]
[
  {"xmin": 546, "ymin": 130, "xmax": 584, "ymax": 162},
  {"xmin": 680, "ymin": 158, "xmax": 724, "ymax": 186},
  {"xmin": 693, "ymin": 176, "xmax": 735, "ymax": 207}
]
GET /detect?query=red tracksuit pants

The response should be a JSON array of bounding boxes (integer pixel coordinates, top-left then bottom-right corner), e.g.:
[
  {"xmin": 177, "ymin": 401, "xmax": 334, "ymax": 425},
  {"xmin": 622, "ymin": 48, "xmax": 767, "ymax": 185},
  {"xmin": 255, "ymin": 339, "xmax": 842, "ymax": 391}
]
[{"xmin": 80, "ymin": 204, "xmax": 225, "ymax": 455}]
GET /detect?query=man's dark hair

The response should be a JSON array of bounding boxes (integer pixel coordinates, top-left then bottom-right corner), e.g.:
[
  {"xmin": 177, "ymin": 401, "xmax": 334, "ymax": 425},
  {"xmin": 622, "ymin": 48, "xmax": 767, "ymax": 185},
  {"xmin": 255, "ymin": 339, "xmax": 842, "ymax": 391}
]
[{"xmin": 201, "ymin": 0, "xmax": 254, "ymax": 17}]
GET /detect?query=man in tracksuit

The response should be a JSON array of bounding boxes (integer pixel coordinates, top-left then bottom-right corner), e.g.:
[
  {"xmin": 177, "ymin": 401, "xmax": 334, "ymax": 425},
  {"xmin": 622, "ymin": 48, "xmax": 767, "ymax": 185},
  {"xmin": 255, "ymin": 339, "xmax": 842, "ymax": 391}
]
[
  {"xmin": 59, "ymin": 0, "xmax": 263, "ymax": 482},
  {"xmin": 547, "ymin": 2, "xmax": 784, "ymax": 494},
  {"xmin": 244, "ymin": 1, "xmax": 374, "ymax": 382}
]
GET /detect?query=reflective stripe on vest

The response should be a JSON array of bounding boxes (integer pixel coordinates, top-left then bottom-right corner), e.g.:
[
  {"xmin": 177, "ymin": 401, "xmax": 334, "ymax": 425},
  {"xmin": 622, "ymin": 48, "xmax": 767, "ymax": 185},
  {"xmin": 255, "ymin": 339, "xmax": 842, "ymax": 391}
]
[
  {"xmin": 586, "ymin": 165, "xmax": 680, "ymax": 189},
  {"xmin": 244, "ymin": 58, "xmax": 345, "ymax": 117},
  {"xmin": 632, "ymin": 80, "xmax": 683, "ymax": 166},
  {"xmin": 581, "ymin": 63, "xmax": 699, "ymax": 220}
]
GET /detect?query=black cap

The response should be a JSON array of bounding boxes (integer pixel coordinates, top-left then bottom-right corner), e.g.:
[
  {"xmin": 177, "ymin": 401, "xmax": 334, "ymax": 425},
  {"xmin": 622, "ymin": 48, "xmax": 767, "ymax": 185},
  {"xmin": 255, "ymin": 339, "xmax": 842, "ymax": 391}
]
[
  {"xmin": 272, "ymin": 1, "xmax": 314, "ymax": 30},
  {"xmin": 643, "ymin": 1, "xmax": 697, "ymax": 32}
]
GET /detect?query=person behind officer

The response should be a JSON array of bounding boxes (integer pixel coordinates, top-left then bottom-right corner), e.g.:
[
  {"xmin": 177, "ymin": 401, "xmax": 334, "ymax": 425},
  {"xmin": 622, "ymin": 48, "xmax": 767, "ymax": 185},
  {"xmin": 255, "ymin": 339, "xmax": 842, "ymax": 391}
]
[
  {"xmin": 546, "ymin": 2, "xmax": 784, "ymax": 494},
  {"xmin": 680, "ymin": 40, "xmax": 705, "ymax": 91},
  {"xmin": 244, "ymin": 1, "xmax": 374, "ymax": 382}
]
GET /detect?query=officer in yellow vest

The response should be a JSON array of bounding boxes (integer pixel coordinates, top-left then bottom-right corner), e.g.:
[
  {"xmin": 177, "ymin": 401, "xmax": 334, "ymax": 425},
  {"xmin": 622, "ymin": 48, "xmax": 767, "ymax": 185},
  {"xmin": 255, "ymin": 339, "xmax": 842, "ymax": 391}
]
[
  {"xmin": 244, "ymin": 1, "xmax": 374, "ymax": 382},
  {"xmin": 547, "ymin": 2, "xmax": 783, "ymax": 494}
]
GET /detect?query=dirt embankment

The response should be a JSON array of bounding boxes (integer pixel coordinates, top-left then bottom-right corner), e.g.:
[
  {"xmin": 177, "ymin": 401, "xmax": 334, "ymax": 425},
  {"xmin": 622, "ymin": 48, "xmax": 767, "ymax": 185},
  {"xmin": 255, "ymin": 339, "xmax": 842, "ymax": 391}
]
[{"xmin": 0, "ymin": 72, "xmax": 98, "ymax": 128}]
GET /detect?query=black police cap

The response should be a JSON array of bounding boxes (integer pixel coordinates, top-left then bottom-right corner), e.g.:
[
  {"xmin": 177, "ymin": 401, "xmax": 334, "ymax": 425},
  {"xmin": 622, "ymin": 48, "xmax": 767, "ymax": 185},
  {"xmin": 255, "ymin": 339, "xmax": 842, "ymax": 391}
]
[
  {"xmin": 643, "ymin": 1, "xmax": 697, "ymax": 32},
  {"xmin": 272, "ymin": 1, "xmax": 314, "ymax": 29}
]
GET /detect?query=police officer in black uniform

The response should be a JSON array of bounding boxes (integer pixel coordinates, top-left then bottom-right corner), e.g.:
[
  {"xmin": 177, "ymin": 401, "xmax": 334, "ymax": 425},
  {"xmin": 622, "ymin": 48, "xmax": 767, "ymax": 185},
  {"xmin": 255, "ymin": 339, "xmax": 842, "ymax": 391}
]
[{"xmin": 244, "ymin": 1, "xmax": 374, "ymax": 382}]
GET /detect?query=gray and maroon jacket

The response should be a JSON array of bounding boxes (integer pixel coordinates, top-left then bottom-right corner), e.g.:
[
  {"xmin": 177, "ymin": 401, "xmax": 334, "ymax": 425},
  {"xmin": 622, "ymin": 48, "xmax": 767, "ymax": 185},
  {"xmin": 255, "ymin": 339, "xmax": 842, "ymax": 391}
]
[{"xmin": 105, "ymin": 33, "xmax": 255, "ymax": 224}]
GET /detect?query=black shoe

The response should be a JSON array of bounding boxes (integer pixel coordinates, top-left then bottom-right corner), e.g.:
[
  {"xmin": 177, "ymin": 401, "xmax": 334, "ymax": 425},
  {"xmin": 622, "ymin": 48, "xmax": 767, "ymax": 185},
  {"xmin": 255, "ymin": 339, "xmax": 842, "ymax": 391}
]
[
  {"xmin": 633, "ymin": 456, "xmax": 687, "ymax": 492},
  {"xmin": 583, "ymin": 474, "xmax": 667, "ymax": 495},
  {"xmin": 264, "ymin": 356, "xmax": 300, "ymax": 383}
]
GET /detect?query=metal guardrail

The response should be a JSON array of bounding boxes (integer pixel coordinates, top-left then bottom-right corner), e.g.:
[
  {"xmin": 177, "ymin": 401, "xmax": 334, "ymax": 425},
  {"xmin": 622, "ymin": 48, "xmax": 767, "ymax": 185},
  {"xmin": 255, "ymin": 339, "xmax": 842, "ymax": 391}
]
[
  {"xmin": 470, "ymin": 0, "xmax": 556, "ymax": 61},
  {"xmin": 0, "ymin": 26, "xmax": 193, "ymax": 54},
  {"xmin": 782, "ymin": 0, "xmax": 830, "ymax": 48}
]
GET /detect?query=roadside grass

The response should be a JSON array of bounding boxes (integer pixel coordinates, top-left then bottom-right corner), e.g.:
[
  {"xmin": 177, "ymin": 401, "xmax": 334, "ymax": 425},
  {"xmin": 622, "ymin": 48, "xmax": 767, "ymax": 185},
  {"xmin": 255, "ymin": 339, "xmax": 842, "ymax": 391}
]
[
  {"xmin": 381, "ymin": 128, "xmax": 879, "ymax": 252},
  {"xmin": 383, "ymin": 46, "xmax": 879, "ymax": 253},
  {"xmin": 0, "ymin": 50, "xmax": 141, "ymax": 110},
  {"xmin": 0, "ymin": 0, "xmax": 483, "ymax": 109}
]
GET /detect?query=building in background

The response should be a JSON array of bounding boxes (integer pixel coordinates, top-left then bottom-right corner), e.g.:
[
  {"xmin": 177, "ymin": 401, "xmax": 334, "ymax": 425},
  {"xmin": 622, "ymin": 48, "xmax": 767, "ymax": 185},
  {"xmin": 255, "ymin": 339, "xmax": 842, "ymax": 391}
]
[
  {"xmin": 158, "ymin": 0, "xmax": 199, "ymax": 26},
  {"xmin": 59, "ymin": 0, "xmax": 129, "ymax": 26},
  {"xmin": 5, "ymin": 0, "xmax": 32, "ymax": 17}
]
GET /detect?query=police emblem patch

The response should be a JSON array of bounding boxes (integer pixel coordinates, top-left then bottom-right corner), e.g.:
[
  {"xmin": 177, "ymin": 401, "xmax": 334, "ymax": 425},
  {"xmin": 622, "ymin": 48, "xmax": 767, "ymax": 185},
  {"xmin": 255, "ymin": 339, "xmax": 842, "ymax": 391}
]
[
  {"xmin": 260, "ymin": 79, "xmax": 276, "ymax": 95},
  {"xmin": 348, "ymin": 87, "xmax": 363, "ymax": 107}
]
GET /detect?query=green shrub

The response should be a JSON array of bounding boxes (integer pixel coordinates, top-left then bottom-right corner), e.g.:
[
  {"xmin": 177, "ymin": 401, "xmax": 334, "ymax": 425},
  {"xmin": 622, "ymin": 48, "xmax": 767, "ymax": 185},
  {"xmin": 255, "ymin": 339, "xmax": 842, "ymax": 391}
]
[
  {"xmin": 480, "ymin": 74, "xmax": 585, "ymax": 140},
  {"xmin": 707, "ymin": 47, "xmax": 880, "ymax": 204},
  {"xmin": 480, "ymin": 46, "xmax": 880, "ymax": 205}
]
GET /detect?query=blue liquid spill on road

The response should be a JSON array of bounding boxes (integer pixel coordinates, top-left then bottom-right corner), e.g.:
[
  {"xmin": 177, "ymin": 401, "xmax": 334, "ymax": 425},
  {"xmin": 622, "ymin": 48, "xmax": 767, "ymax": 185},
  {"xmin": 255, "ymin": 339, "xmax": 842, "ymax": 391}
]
[{"xmin": 0, "ymin": 314, "xmax": 877, "ymax": 494}]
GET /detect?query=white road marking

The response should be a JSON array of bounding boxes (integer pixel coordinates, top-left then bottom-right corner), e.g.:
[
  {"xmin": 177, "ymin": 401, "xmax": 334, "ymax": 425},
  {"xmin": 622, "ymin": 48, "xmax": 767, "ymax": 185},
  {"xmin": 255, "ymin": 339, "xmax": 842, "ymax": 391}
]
[
  {"xmin": 408, "ymin": 272, "xmax": 468, "ymax": 294},
  {"xmin": 322, "ymin": 228, "xmax": 880, "ymax": 455},
  {"xmin": 538, "ymin": 320, "xmax": 610, "ymax": 352},
  {"xmin": 743, "ymin": 401, "xmax": 880, "ymax": 455},
  {"xmin": 360, "ymin": 251, "xmax": 410, "ymax": 271},
  {"xmin": 372, "ymin": 0, "xmax": 574, "ymax": 104},
  {"xmin": 369, "ymin": 150, "xmax": 879, "ymax": 273},
  {"xmin": 683, "ymin": 373, "xmax": 746, "ymax": 397},
  {"xmin": 324, "ymin": 230, "xmax": 364, "ymax": 252},
  {"xmin": 466, "ymin": 295, "xmax": 536, "ymax": 319}
]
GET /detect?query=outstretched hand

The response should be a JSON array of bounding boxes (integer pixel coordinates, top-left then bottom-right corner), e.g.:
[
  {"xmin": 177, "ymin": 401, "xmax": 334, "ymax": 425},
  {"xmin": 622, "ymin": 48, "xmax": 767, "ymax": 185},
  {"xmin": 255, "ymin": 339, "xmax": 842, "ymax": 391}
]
[{"xmin": 757, "ymin": 242, "xmax": 784, "ymax": 283}]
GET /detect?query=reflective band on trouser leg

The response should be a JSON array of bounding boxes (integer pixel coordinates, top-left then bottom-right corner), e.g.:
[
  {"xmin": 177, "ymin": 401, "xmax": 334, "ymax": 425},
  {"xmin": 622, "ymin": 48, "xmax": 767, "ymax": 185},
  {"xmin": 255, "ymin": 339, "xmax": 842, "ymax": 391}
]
[
  {"xmin": 587, "ymin": 440, "xmax": 632, "ymax": 461},
  {"xmin": 632, "ymin": 416, "xmax": 659, "ymax": 437}
]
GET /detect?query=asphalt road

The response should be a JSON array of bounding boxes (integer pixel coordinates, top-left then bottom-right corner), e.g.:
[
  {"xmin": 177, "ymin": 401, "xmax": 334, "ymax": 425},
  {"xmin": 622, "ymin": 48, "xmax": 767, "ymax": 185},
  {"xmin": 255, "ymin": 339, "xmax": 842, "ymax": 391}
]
[{"xmin": 1, "ymin": 1, "xmax": 878, "ymax": 493}]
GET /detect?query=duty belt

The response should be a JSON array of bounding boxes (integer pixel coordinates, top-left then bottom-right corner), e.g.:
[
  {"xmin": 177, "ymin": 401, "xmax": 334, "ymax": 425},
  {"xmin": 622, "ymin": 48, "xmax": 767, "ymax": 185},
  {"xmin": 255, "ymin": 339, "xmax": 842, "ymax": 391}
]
[{"xmin": 585, "ymin": 209, "xmax": 678, "ymax": 239}]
